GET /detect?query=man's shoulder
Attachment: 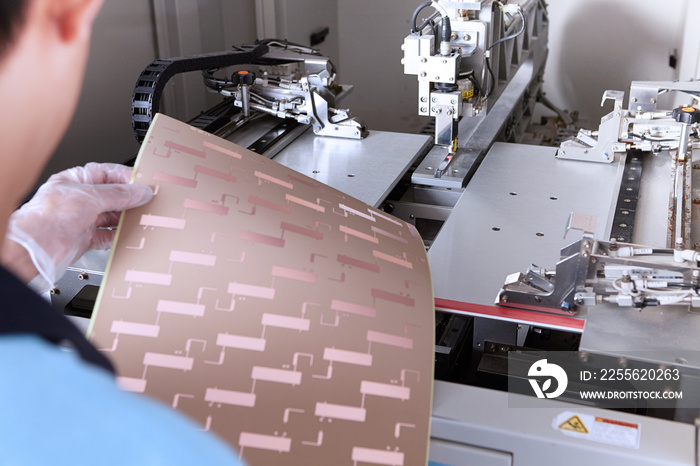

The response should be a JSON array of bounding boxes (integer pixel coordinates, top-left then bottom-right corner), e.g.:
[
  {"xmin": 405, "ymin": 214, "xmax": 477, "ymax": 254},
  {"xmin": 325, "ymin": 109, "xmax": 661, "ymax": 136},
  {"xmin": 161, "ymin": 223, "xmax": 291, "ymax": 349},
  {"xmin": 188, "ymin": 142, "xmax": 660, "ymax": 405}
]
[{"xmin": 0, "ymin": 335, "xmax": 244, "ymax": 465}]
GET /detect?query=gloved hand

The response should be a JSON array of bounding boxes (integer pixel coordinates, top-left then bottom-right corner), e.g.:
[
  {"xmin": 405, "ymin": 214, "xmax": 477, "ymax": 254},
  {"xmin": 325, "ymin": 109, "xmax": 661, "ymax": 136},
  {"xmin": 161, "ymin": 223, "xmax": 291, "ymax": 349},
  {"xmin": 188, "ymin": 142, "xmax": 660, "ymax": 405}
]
[{"xmin": 6, "ymin": 163, "xmax": 153, "ymax": 291}]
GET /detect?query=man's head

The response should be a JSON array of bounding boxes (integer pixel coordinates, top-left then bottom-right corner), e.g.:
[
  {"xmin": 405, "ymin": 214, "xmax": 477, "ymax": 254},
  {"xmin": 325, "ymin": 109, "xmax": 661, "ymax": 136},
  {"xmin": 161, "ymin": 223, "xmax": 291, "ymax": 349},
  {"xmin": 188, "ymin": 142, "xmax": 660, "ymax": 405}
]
[{"xmin": 0, "ymin": 0, "xmax": 104, "ymax": 210}]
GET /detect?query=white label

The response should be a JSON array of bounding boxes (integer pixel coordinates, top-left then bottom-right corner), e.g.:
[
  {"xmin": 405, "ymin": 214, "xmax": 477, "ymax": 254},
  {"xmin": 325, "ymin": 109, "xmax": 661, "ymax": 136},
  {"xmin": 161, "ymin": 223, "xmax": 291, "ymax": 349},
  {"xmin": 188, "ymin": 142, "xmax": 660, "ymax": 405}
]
[{"xmin": 553, "ymin": 411, "xmax": 641, "ymax": 449}]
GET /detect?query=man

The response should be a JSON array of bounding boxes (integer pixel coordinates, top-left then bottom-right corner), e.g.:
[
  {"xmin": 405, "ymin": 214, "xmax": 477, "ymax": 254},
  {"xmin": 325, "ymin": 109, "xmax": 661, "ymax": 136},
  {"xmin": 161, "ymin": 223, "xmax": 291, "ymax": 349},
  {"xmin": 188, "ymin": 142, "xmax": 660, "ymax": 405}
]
[{"xmin": 0, "ymin": 0, "xmax": 244, "ymax": 463}]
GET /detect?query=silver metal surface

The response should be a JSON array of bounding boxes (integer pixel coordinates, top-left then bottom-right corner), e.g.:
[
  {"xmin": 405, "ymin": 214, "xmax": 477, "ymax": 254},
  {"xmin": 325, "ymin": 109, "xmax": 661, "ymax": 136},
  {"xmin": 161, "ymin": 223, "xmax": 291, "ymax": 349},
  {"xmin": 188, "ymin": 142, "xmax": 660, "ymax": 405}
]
[
  {"xmin": 50, "ymin": 250, "xmax": 110, "ymax": 312},
  {"xmin": 431, "ymin": 380, "xmax": 695, "ymax": 466},
  {"xmin": 412, "ymin": 58, "xmax": 541, "ymax": 189},
  {"xmin": 672, "ymin": 159, "xmax": 689, "ymax": 246},
  {"xmin": 272, "ymin": 130, "xmax": 432, "ymax": 208},
  {"xmin": 404, "ymin": 0, "xmax": 549, "ymax": 188},
  {"xmin": 428, "ymin": 142, "xmax": 624, "ymax": 321},
  {"xmin": 580, "ymin": 302, "xmax": 700, "ymax": 370},
  {"xmin": 557, "ymin": 90, "xmax": 626, "ymax": 163},
  {"xmin": 633, "ymin": 150, "xmax": 674, "ymax": 247},
  {"xmin": 629, "ymin": 80, "xmax": 700, "ymax": 113},
  {"xmin": 224, "ymin": 116, "xmax": 297, "ymax": 150},
  {"xmin": 210, "ymin": 45, "xmax": 367, "ymax": 140}
]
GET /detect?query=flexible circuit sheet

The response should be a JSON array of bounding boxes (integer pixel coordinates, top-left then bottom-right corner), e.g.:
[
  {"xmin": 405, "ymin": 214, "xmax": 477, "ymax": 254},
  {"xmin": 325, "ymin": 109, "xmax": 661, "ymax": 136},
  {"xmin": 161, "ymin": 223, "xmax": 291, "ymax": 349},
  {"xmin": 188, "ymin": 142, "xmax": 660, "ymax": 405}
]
[{"xmin": 89, "ymin": 113, "xmax": 434, "ymax": 465}]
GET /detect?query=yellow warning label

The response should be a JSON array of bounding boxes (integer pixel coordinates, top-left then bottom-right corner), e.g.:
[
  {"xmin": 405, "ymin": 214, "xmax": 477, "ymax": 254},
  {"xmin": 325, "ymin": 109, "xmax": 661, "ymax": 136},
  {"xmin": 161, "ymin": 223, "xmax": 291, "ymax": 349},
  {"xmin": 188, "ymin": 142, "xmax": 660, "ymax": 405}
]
[{"xmin": 558, "ymin": 415, "xmax": 589, "ymax": 434}]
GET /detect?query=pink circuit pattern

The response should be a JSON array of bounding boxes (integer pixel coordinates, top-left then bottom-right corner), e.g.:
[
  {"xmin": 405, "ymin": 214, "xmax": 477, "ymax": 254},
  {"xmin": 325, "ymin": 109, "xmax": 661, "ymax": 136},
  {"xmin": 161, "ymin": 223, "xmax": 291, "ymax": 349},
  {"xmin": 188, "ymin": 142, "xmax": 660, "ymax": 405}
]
[{"xmin": 90, "ymin": 113, "xmax": 434, "ymax": 465}]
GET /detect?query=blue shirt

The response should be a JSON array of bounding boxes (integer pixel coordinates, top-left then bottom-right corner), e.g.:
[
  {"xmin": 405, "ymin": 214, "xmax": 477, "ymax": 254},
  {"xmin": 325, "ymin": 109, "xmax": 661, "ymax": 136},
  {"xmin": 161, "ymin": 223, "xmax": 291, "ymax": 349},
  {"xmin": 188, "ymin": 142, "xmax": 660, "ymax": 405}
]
[
  {"xmin": 0, "ymin": 335, "xmax": 245, "ymax": 465},
  {"xmin": 0, "ymin": 264, "xmax": 243, "ymax": 465}
]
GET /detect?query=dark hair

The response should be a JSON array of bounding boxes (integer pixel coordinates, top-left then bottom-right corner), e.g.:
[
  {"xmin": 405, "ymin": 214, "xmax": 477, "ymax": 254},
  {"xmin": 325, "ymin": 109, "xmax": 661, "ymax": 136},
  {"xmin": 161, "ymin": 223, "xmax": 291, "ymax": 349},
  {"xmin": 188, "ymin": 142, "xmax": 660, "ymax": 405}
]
[{"xmin": 0, "ymin": 0, "xmax": 29, "ymax": 59}]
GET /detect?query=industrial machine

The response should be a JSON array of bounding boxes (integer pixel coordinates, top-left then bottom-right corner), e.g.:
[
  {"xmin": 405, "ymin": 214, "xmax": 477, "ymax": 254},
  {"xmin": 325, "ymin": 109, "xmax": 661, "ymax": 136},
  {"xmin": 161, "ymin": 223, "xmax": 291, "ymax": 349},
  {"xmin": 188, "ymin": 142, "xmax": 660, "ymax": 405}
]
[{"xmin": 49, "ymin": 1, "xmax": 700, "ymax": 464}]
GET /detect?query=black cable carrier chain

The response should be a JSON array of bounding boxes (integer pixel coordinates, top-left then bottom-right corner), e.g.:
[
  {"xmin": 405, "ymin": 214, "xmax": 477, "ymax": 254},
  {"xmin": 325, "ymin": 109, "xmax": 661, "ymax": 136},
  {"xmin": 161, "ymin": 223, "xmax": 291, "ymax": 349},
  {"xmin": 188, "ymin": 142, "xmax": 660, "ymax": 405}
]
[{"xmin": 131, "ymin": 44, "xmax": 270, "ymax": 143}]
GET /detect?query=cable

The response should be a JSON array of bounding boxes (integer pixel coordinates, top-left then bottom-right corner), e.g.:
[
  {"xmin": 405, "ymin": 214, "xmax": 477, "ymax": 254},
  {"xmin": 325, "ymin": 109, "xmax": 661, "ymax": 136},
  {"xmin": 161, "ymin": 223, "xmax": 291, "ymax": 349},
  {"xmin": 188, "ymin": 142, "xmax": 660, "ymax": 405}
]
[
  {"xmin": 611, "ymin": 279, "xmax": 639, "ymax": 295},
  {"xmin": 202, "ymin": 69, "xmax": 237, "ymax": 91},
  {"xmin": 485, "ymin": 56, "xmax": 496, "ymax": 97},
  {"xmin": 484, "ymin": 7, "xmax": 526, "ymax": 97},
  {"xmin": 611, "ymin": 278, "xmax": 698, "ymax": 295},
  {"xmin": 415, "ymin": 10, "xmax": 441, "ymax": 34},
  {"xmin": 411, "ymin": 2, "xmax": 436, "ymax": 33},
  {"xmin": 627, "ymin": 132, "xmax": 678, "ymax": 142},
  {"xmin": 254, "ymin": 38, "xmax": 321, "ymax": 55},
  {"xmin": 411, "ymin": 1, "xmax": 448, "ymax": 33},
  {"xmin": 487, "ymin": 7, "xmax": 526, "ymax": 51},
  {"xmin": 431, "ymin": 1, "xmax": 448, "ymax": 17},
  {"xmin": 467, "ymin": 73, "xmax": 484, "ymax": 98}
]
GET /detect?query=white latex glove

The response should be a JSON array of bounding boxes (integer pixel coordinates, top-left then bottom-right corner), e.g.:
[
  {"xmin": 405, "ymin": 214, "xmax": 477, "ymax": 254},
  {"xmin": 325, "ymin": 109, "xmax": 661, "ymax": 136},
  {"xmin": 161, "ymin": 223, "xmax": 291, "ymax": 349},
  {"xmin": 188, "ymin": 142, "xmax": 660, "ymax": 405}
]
[{"xmin": 6, "ymin": 163, "xmax": 153, "ymax": 291}]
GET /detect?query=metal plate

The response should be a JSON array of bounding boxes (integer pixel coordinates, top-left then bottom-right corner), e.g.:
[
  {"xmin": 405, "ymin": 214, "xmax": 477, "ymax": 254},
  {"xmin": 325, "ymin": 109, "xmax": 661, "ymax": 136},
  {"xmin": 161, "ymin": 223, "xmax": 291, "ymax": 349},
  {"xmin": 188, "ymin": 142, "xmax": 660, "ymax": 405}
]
[
  {"xmin": 431, "ymin": 381, "xmax": 695, "ymax": 466},
  {"xmin": 272, "ymin": 130, "xmax": 432, "ymax": 208},
  {"xmin": 580, "ymin": 303, "xmax": 700, "ymax": 370},
  {"xmin": 51, "ymin": 249, "xmax": 110, "ymax": 314},
  {"xmin": 412, "ymin": 56, "xmax": 544, "ymax": 189},
  {"xmin": 632, "ymin": 150, "xmax": 674, "ymax": 247},
  {"xmin": 428, "ymin": 142, "xmax": 625, "ymax": 327}
]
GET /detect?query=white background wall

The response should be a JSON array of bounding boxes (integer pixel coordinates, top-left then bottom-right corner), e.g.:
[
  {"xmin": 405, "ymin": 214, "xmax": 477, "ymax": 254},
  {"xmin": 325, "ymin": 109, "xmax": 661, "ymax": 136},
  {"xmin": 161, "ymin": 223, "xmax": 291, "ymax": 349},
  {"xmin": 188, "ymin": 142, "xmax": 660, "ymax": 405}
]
[
  {"xmin": 542, "ymin": 0, "xmax": 691, "ymax": 126},
  {"xmin": 41, "ymin": 0, "xmax": 700, "ymax": 191},
  {"xmin": 334, "ymin": 0, "xmax": 694, "ymax": 130}
]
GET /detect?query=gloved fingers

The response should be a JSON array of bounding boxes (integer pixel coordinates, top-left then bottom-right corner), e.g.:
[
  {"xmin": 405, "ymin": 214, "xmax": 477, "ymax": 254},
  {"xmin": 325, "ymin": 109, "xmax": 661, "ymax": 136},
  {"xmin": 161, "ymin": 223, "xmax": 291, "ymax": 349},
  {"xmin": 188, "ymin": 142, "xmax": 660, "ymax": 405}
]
[
  {"xmin": 90, "ymin": 211, "xmax": 125, "ymax": 249},
  {"xmin": 95, "ymin": 211, "xmax": 122, "ymax": 229},
  {"xmin": 48, "ymin": 163, "xmax": 134, "ymax": 185},
  {"xmin": 92, "ymin": 183, "xmax": 153, "ymax": 213},
  {"xmin": 85, "ymin": 163, "xmax": 134, "ymax": 184},
  {"xmin": 90, "ymin": 228, "xmax": 117, "ymax": 251}
]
